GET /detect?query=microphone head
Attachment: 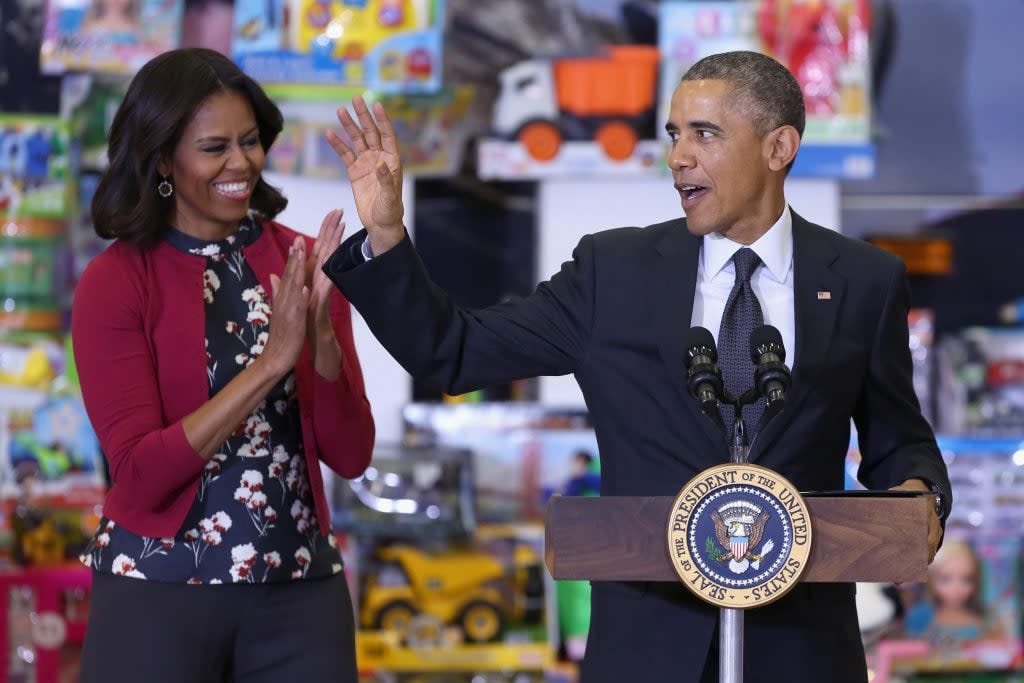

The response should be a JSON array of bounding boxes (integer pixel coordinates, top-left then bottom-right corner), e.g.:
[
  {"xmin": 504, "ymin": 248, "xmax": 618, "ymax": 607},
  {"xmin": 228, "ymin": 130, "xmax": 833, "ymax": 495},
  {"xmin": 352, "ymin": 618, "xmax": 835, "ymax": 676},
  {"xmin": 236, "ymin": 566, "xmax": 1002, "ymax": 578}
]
[
  {"xmin": 750, "ymin": 325, "xmax": 786, "ymax": 363},
  {"xmin": 685, "ymin": 326, "xmax": 718, "ymax": 362}
]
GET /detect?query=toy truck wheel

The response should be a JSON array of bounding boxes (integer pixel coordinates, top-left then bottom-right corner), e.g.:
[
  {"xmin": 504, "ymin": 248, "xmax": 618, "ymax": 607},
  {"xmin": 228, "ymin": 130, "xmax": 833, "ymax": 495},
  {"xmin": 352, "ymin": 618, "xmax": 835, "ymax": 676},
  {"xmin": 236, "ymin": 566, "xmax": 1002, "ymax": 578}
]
[
  {"xmin": 595, "ymin": 121, "xmax": 637, "ymax": 161},
  {"xmin": 517, "ymin": 121, "xmax": 562, "ymax": 162},
  {"xmin": 375, "ymin": 600, "xmax": 417, "ymax": 637},
  {"xmin": 458, "ymin": 600, "xmax": 504, "ymax": 643}
]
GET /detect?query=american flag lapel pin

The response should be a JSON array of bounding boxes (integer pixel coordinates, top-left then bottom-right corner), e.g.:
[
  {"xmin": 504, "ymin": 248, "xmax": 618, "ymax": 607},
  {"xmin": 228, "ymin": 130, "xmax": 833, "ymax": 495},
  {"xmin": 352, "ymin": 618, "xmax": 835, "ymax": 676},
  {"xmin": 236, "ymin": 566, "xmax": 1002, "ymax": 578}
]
[{"xmin": 817, "ymin": 291, "xmax": 832, "ymax": 300}]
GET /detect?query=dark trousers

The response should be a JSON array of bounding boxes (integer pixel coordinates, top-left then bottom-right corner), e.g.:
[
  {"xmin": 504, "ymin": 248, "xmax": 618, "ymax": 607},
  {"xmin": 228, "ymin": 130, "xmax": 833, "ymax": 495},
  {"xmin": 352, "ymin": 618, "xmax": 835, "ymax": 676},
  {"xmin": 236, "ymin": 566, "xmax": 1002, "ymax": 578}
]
[{"xmin": 80, "ymin": 571, "xmax": 357, "ymax": 683}]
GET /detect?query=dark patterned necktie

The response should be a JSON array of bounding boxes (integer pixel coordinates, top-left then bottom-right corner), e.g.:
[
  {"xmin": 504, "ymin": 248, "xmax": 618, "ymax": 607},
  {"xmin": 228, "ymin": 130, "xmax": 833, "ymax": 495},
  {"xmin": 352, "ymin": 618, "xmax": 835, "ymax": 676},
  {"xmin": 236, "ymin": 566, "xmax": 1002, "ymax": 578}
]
[{"xmin": 718, "ymin": 248, "xmax": 765, "ymax": 442}]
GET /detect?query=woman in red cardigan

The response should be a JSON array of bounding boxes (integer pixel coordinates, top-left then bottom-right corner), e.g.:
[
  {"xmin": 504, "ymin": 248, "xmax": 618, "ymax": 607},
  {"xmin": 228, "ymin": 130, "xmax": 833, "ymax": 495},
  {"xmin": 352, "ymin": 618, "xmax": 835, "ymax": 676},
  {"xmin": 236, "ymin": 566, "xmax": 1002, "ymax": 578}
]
[{"xmin": 72, "ymin": 48, "xmax": 374, "ymax": 682}]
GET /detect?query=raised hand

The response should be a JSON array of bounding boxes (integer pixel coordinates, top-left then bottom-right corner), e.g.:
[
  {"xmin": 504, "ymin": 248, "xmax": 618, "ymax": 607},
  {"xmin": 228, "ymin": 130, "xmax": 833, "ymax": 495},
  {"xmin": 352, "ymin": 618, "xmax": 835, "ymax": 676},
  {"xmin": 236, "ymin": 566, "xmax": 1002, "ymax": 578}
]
[
  {"xmin": 326, "ymin": 96, "xmax": 405, "ymax": 256},
  {"xmin": 307, "ymin": 208, "xmax": 346, "ymax": 340},
  {"xmin": 263, "ymin": 237, "xmax": 310, "ymax": 377}
]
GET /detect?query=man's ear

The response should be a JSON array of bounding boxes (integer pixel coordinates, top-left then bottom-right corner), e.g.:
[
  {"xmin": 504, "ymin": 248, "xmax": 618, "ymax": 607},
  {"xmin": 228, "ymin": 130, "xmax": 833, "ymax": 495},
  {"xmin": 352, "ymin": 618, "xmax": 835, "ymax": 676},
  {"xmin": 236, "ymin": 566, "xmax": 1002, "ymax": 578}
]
[{"xmin": 764, "ymin": 125, "xmax": 801, "ymax": 172}]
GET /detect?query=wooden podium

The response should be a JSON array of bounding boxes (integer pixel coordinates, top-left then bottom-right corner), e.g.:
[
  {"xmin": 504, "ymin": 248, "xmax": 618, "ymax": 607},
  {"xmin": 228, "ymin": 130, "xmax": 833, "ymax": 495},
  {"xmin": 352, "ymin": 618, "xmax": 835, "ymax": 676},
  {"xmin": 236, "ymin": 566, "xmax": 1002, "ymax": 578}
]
[{"xmin": 544, "ymin": 490, "xmax": 933, "ymax": 682}]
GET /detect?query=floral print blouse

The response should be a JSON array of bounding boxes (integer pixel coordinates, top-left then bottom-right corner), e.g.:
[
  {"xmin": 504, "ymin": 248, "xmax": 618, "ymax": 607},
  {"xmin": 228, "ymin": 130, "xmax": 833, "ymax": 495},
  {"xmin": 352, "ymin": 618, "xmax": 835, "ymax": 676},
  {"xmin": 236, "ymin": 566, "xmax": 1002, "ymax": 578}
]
[{"xmin": 81, "ymin": 218, "xmax": 343, "ymax": 583}]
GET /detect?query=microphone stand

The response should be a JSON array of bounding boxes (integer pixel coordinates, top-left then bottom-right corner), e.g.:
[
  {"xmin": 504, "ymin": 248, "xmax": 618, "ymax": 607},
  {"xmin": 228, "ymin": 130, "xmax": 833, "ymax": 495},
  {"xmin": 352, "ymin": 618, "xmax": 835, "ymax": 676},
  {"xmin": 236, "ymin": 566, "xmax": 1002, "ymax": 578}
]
[{"xmin": 719, "ymin": 392, "xmax": 754, "ymax": 683}]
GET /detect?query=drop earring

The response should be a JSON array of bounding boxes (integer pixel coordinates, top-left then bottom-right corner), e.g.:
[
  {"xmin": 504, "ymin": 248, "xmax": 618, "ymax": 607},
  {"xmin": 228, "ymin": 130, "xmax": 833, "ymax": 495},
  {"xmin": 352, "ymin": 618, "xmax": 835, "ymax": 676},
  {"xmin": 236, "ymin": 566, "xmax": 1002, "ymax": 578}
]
[{"xmin": 158, "ymin": 176, "xmax": 174, "ymax": 198}]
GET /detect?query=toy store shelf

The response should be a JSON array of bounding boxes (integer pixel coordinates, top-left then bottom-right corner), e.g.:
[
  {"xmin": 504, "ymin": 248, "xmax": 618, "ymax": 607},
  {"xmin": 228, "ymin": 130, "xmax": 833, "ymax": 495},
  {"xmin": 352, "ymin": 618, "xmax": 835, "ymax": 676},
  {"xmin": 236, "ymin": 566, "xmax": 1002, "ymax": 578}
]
[
  {"xmin": 849, "ymin": 433, "xmax": 1024, "ymax": 457},
  {"xmin": 477, "ymin": 139, "xmax": 875, "ymax": 180},
  {"xmin": 356, "ymin": 631, "xmax": 553, "ymax": 673},
  {"xmin": 935, "ymin": 434, "xmax": 1024, "ymax": 455},
  {"xmin": 871, "ymin": 638, "xmax": 1023, "ymax": 682},
  {"xmin": 477, "ymin": 139, "xmax": 668, "ymax": 180}
]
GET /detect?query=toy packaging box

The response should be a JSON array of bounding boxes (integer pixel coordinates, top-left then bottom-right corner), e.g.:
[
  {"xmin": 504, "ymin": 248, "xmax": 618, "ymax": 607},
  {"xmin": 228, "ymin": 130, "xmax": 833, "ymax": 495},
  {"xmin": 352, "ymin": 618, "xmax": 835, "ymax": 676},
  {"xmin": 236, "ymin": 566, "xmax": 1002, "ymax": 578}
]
[
  {"xmin": 400, "ymin": 403, "xmax": 597, "ymax": 524},
  {"xmin": 935, "ymin": 327, "xmax": 1024, "ymax": 436},
  {"xmin": 39, "ymin": 0, "xmax": 183, "ymax": 74},
  {"xmin": 350, "ymin": 525, "xmax": 555, "ymax": 681},
  {"xmin": 266, "ymin": 86, "xmax": 476, "ymax": 178},
  {"xmin": 232, "ymin": 0, "xmax": 445, "ymax": 98},
  {"xmin": 0, "ymin": 116, "xmax": 72, "ymax": 340},
  {"xmin": 874, "ymin": 536, "xmax": 1023, "ymax": 677},
  {"xmin": 658, "ymin": 0, "xmax": 874, "ymax": 178}
]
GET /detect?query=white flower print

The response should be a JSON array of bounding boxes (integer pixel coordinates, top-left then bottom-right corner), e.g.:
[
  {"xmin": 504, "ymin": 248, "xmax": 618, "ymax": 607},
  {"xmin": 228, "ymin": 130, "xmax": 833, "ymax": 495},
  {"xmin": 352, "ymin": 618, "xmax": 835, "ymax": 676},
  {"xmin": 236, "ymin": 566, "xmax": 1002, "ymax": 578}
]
[
  {"xmin": 274, "ymin": 400, "xmax": 288, "ymax": 415},
  {"xmin": 191, "ymin": 243, "xmax": 222, "ymax": 258},
  {"xmin": 209, "ymin": 579, "xmax": 223, "ymax": 584},
  {"xmin": 241, "ymin": 470, "xmax": 264, "ymax": 490},
  {"xmin": 291, "ymin": 499, "xmax": 317, "ymax": 545},
  {"xmin": 235, "ymin": 352, "xmax": 252, "ymax": 367},
  {"xmin": 293, "ymin": 547, "xmax": 312, "ymax": 579},
  {"xmin": 199, "ymin": 452, "xmax": 227, "ymax": 500},
  {"xmin": 231, "ymin": 543, "xmax": 258, "ymax": 565},
  {"xmin": 202, "ymin": 269, "xmax": 221, "ymax": 304},
  {"xmin": 284, "ymin": 374, "xmax": 296, "ymax": 398},
  {"xmin": 243, "ymin": 286, "xmax": 271, "ymax": 331},
  {"xmin": 237, "ymin": 442, "xmax": 257, "ymax": 458},
  {"xmin": 243, "ymin": 414, "xmax": 271, "ymax": 446},
  {"xmin": 139, "ymin": 535, "xmax": 175, "ymax": 560},
  {"xmin": 247, "ymin": 309, "xmax": 269, "ymax": 327},
  {"xmin": 284, "ymin": 454, "xmax": 311, "ymax": 500},
  {"xmin": 236, "ymin": 470, "xmax": 274, "ymax": 536},
  {"xmin": 225, "ymin": 250, "xmax": 246, "ymax": 280},
  {"xmin": 332, "ymin": 563, "xmax": 343, "ymax": 574},
  {"xmin": 230, "ymin": 543, "xmax": 259, "ymax": 583},
  {"xmin": 185, "ymin": 512, "xmax": 233, "ymax": 567},
  {"xmin": 249, "ymin": 331, "xmax": 269, "ymax": 358},
  {"xmin": 85, "ymin": 520, "xmax": 113, "ymax": 568},
  {"xmin": 112, "ymin": 554, "xmax": 146, "ymax": 579}
]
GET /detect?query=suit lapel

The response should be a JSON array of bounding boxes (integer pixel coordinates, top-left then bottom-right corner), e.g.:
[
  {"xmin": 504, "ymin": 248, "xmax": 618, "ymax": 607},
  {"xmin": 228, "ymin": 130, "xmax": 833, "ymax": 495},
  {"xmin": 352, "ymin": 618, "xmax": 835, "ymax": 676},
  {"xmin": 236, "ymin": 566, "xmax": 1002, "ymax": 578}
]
[
  {"xmin": 650, "ymin": 222, "xmax": 729, "ymax": 457},
  {"xmin": 749, "ymin": 212, "xmax": 846, "ymax": 460}
]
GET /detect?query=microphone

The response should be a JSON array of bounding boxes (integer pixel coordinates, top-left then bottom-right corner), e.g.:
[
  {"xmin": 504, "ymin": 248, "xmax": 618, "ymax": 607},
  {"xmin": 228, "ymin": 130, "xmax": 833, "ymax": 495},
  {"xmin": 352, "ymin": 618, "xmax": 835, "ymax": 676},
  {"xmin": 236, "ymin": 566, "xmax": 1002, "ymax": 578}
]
[
  {"xmin": 749, "ymin": 325, "xmax": 792, "ymax": 408},
  {"xmin": 685, "ymin": 327, "xmax": 724, "ymax": 410}
]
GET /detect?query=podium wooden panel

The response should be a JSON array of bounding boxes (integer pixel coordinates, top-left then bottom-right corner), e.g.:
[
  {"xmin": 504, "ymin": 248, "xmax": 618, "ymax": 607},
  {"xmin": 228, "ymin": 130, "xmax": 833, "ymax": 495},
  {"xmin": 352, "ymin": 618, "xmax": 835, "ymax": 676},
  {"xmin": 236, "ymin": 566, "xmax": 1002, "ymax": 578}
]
[{"xmin": 544, "ymin": 494, "xmax": 932, "ymax": 584}]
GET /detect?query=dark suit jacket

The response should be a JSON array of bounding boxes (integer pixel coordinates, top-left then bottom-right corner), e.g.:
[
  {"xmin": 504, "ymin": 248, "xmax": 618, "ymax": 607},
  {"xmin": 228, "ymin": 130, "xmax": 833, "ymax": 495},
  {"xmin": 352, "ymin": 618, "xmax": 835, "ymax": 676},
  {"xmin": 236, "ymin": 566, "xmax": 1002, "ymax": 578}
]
[{"xmin": 325, "ymin": 211, "xmax": 951, "ymax": 683}]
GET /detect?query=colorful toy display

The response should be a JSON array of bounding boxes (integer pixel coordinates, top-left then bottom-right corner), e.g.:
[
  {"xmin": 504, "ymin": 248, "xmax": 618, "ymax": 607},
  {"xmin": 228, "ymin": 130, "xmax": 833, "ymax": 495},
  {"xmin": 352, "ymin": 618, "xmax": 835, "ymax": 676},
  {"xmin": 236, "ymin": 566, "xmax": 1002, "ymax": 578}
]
[
  {"xmin": 491, "ymin": 45, "xmax": 660, "ymax": 163},
  {"xmin": 333, "ymin": 444, "xmax": 476, "ymax": 540},
  {"xmin": 231, "ymin": 0, "xmax": 445, "ymax": 98},
  {"xmin": 935, "ymin": 327, "xmax": 1024, "ymax": 435},
  {"xmin": 359, "ymin": 538, "xmax": 542, "ymax": 644},
  {"xmin": 0, "ymin": 116, "xmax": 71, "ymax": 340},
  {"xmin": 266, "ymin": 86, "xmax": 476, "ymax": 178},
  {"xmin": 39, "ymin": 0, "xmax": 183, "ymax": 74},
  {"xmin": 401, "ymin": 403, "xmax": 597, "ymax": 524},
  {"xmin": 352, "ymin": 525, "xmax": 554, "ymax": 680},
  {"xmin": 658, "ymin": 0, "xmax": 875, "ymax": 178}
]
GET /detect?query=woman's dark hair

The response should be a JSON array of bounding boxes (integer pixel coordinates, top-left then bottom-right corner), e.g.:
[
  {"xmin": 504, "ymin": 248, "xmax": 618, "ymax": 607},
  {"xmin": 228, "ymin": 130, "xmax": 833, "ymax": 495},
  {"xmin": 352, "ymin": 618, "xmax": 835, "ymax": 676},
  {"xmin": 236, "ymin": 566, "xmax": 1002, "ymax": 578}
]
[{"xmin": 92, "ymin": 48, "xmax": 287, "ymax": 248}]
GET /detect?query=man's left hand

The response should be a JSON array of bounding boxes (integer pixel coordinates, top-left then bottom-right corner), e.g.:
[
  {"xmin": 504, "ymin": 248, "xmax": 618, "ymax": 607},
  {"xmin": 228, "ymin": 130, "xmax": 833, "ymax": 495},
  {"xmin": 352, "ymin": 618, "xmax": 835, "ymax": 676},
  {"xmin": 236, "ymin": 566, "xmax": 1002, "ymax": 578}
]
[{"xmin": 889, "ymin": 478, "xmax": 942, "ymax": 563}]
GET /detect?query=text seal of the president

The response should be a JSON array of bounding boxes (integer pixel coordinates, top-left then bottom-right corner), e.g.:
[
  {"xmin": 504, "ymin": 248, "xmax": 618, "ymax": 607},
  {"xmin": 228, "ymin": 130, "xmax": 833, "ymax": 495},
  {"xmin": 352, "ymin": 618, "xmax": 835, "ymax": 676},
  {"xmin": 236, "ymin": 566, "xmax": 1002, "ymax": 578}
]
[{"xmin": 667, "ymin": 463, "xmax": 812, "ymax": 608}]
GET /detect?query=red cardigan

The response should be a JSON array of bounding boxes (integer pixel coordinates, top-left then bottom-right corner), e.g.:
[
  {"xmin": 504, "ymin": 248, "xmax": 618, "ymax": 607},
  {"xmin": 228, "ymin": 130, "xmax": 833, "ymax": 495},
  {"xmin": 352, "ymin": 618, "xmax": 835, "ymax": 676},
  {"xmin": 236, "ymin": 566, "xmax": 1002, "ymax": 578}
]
[{"xmin": 71, "ymin": 218, "xmax": 375, "ymax": 539}]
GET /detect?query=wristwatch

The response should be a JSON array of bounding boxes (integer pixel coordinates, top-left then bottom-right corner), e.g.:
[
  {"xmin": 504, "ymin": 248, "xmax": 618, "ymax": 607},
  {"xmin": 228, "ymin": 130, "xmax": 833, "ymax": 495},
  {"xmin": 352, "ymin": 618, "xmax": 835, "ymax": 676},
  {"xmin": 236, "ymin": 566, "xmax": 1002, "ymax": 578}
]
[{"xmin": 928, "ymin": 483, "xmax": 947, "ymax": 521}]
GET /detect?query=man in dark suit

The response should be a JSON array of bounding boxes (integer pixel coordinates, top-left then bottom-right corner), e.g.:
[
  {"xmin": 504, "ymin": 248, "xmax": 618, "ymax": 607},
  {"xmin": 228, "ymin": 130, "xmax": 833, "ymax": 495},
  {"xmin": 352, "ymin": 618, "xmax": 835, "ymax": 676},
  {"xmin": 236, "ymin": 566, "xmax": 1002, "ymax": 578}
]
[{"xmin": 323, "ymin": 51, "xmax": 950, "ymax": 683}]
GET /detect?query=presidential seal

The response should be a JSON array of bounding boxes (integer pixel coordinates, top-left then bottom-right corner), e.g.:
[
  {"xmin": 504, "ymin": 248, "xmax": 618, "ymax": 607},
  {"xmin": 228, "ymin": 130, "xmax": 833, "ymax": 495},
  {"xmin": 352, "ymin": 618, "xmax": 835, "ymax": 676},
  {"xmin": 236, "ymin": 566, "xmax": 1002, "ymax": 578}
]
[{"xmin": 667, "ymin": 463, "xmax": 812, "ymax": 609}]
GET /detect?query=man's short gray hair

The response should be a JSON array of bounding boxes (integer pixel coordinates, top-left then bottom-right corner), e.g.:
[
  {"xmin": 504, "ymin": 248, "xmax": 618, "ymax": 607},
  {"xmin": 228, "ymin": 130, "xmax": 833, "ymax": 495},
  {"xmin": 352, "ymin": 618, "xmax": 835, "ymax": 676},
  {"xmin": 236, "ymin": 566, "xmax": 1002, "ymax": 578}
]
[{"xmin": 682, "ymin": 51, "xmax": 806, "ymax": 139}]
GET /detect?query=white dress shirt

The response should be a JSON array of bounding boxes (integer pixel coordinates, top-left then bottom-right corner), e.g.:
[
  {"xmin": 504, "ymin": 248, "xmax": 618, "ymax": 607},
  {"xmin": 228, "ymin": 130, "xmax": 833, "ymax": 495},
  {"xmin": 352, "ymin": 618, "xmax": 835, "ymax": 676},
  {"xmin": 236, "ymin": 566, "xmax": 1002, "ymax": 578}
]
[{"xmin": 690, "ymin": 206, "xmax": 797, "ymax": 366}]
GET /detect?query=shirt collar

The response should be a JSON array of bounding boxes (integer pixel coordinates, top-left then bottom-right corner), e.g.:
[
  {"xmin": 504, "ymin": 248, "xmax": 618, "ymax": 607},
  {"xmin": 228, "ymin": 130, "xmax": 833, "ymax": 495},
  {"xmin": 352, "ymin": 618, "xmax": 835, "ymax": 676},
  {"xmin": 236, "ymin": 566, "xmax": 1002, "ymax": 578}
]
[{"xmin": 700, "ymin": 206, "xmax": 793, "ymax": 282}]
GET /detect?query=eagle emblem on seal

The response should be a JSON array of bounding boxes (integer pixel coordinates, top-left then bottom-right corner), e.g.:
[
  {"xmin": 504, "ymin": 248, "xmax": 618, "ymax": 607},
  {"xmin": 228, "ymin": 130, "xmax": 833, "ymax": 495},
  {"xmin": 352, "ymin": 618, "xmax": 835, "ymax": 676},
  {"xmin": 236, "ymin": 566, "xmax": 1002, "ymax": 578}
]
[{"xmin": 710, "ymin": 501, "xmax": 776, "ymax": 574}]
